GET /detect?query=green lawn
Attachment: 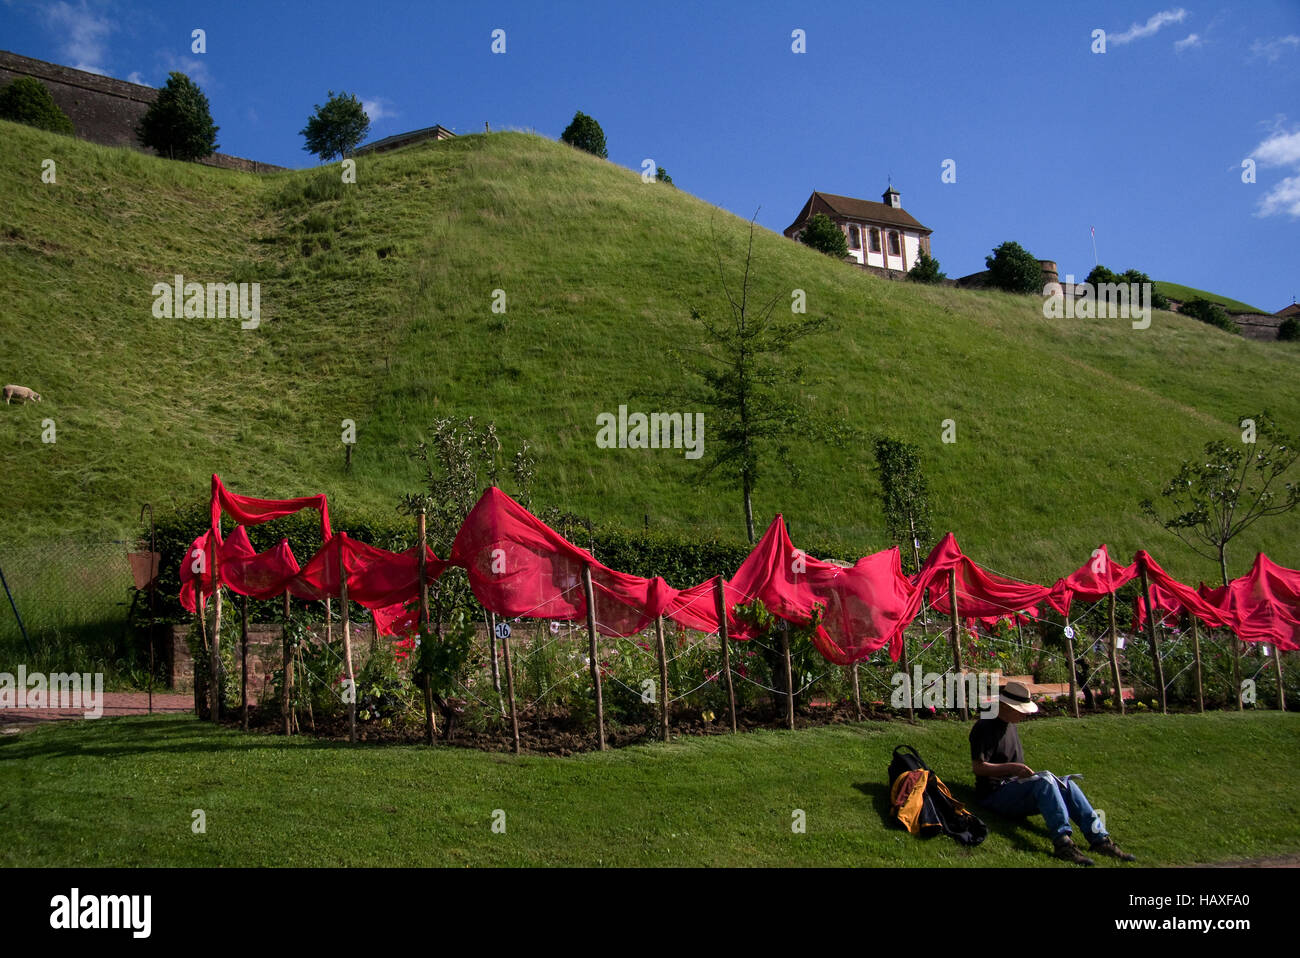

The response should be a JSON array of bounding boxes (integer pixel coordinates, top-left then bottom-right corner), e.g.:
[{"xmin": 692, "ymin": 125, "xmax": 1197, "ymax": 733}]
[{"xmin": 1, "ymin": 712, "xmax": 1295, "ymax": 866}]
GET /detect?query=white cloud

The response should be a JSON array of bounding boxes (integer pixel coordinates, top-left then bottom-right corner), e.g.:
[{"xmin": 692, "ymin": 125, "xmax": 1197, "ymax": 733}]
[
  {"xmin": 162, "ymin": 53, "xmax": 213, "ymax": 87},
  {"xmin": 1109, "ymin": 8, "xmax": 1188, "ymax": 46},
  {"xmin": 1258, "ymin": 175, "xmax": 1300, "ymax": 219},
  {"xmin": 1173, "ymin": 33, "xmax": 1201, "ymax": 52},
  {"xmin": 1253, "ymin": 128, "xmax": 1300, "ymax": 168},
  {"xmin": 1250, "ymin": 35, "xmax": 1300, "ymax": 63},
  {"xmin": 42, "ymin": 0, "xmax": 113, "ymax": 73},
  {"xmin": 1252, "ymin": 122, "xmax": 1300, "ymax": 219},
  {"xmin": 361, "ymin": 96, "xmax": 397, "ymax": 122},
  {"xmin": 126, "ymin": 70, "xmax": 146, "ymax": 85}
]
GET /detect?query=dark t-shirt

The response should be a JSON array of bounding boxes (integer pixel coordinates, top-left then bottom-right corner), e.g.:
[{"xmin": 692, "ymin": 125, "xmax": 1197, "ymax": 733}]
[{"xmin": 969, "ymin": 718, "xmax": 1024, "ymax": 799}]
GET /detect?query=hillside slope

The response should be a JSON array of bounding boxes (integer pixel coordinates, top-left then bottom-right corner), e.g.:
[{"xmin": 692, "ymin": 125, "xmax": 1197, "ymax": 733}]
[{"xmin": 2, "ymin": 120, "xmax": 1298, "ymax": 584}]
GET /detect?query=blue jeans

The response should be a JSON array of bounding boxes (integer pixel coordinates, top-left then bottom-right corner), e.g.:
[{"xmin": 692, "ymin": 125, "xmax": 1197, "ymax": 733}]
[{"xmin": 980, "ymin": 773, "xmax": 1108, "ymax": 845}]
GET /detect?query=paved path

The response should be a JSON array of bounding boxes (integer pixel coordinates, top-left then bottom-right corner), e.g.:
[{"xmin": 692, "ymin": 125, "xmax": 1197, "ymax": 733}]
[{"xmin": 1, "ymin": 692, "xmax": 192, "ymax": 729}]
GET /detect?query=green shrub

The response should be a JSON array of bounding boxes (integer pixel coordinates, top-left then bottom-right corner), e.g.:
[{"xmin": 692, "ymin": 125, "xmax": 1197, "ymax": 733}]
[
  {"xmin": 985, "ymin": 240, "xmax": 1042, "ymax": 293},
  {"xmin": 1180, "ymin": 297, "xmax": 1240, "ymax": 335},
  {"xmin": 1279, "ymin": 317, "xmax": 1299, "ymax": 342},
  {"xmin": 907, "ymin": 251, "xmax": 946, "ymax": 284},
  {"xmin": 0, "ymin": 77, "xmax": 74, "ymax": 134},
  {"xmin": 797, "ymin": 213, "xmax": 849, "ymax": 260}
]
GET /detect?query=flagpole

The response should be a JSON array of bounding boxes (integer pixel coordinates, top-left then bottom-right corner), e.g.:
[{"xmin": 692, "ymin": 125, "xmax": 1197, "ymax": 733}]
[{"xmin": 1090, "ymin": 226, "xmax": 1098, "ymax": 267}]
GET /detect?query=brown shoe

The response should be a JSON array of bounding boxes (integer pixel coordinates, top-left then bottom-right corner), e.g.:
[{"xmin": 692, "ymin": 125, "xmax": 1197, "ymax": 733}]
[
  {"xmin": 1090, "ymin": 838, "xmax": 1137, "ymax": 862},
  {"xmin": 1053, "ymin": 837, "xmax": 1094, "ymax": 866}
]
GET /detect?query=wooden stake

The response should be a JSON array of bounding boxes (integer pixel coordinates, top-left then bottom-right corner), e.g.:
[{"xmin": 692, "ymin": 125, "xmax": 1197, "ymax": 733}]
[
  {"xmin": 325, "ymin": 598, "xmax": 332, "ymax": 644},
  {"xmin": 1107, "ymin": 591, "xmax": 1125, "ymax": 715},
  {"xmin": 901, "ymin": 624, "xmax": 915, "ymax": 724},
  {"xmin": 948, "ymin": 568, "xmax": 968, "ymax": 721},
  {"xmin": 282, "ymin": 591, "xmax": 293, "ymax": 735},
  {"xmin": 1273, "ymin": 646, "xmax": 1287, "ymax": 711},
  {"xmin": 241, "ymin": 594, "xmax": 249, "ymax": 731},
  {"xmin": 195, "ymin": 583, "xmax": 207, "ymax": 718},
  {"xmin": 1232, "ymin": 633, "xmax": 1243, "ymax": 711},
  {"xmin": 781, "ymin": 618, "xmax": 795, "ymax": 730},
  {"xmin": 487, "ymin": 608, "xmax": 501, "ymax": 694},
  {"xmin": 582, "ymin": 564, "xmax": 606, "ymax": 751},
  {"xmin": 1064, "ymin": 624, "xmax": 1079, "ymax": 718},
  {"xmin": 713, "ymin": 577, "xmax": 737, "ymax": 733},
  {"xmin": 339, "ymin": 536, "xmax": 357, "ymax": 743},
  {"xmin": 851, "ymin": 663, "xmax": 863, "ymax": 720},
  {"xmin": 501, "ymin": 614, "xmax": 520, "ymax": 754},
  {"xmin": 1190, "ymin": 615, "xmax": 1204, "ymax": 713},
  {"xmin": 417, "ymin": 512, "xmax": 434, "ymax": 745},
  {"xmin": 655, "ymin": 615, "xmax": 670, "ymax": 742},
  {"xmin": 1137, "ymin": 561, "xmax": 1167, "ymax": 714},
  {"xmin": 210, "ymin": 545, "xmax": 222, "ymax": 723}
]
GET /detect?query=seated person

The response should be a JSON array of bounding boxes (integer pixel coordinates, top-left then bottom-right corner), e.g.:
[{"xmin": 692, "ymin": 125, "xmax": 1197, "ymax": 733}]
[{"xmin": 969, "ymin": 681, "xmax": 1135, "ymax": 865}]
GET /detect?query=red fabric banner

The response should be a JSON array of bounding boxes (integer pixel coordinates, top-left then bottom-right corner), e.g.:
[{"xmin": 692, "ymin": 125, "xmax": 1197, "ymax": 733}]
[
  {"xmin": 210, "ymin": 474, "xmax": 331, "ymax": 544},
  {"xmin": 920, "ymin": 534, "xmax": 1051, "ymax": 622},
  {"xmin": 1047, "ymin": 544, "xmax": 1137, "ymax": 616},
  {"xmin": 1197, "ymin": 554, "xmax": 1300, "ymax": 651}
]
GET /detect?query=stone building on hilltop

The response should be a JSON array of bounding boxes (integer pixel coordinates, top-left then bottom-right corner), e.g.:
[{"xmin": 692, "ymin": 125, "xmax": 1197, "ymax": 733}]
[{"xmin": 784, "ymin": 186, "xmax": 933, "ymax": 277}]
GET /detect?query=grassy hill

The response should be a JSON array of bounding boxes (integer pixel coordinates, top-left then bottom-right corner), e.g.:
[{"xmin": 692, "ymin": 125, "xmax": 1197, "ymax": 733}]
[
  {"xmin": 1154, "ymin": 281, "xmax": 1269, "ymax": 315},
  {"xmin": 3, "ymin": 119, "xmax": 1299, "ymax": 588}
]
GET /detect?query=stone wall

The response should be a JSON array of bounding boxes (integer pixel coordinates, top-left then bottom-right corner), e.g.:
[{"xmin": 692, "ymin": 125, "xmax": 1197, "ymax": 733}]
[{"xmin": 0, "ymin": 49, "xmax": 284, "ymax": 172}]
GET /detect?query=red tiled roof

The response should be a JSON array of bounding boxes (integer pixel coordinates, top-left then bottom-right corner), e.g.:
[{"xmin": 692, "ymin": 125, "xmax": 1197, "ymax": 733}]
[{"xmin": 784, "ymin": 190, "xmax": 931, "ymax": 236}]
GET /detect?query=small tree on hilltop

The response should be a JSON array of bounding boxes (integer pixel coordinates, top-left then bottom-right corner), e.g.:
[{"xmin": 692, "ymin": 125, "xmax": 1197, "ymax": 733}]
[
  {"xmin": 136, "ymin": 72, "xmax": 218, "ymax": 161},
  {"xmin": 0, "ymin": 77, "xmax": 74, "ymax": 134},
  {"xmin": 655, "ymin": 166, "xmax": 673, "ymax": 185},
  {"xmin": 300, "ymin": 91, "xmax": 370, "ymax": 162},
  {"xmin": 560, "ymin": 111, "xmax": 607, "ymax": 158},
  {"xmin": 1180, "ymin": 296, "xmax": 1240, "ymax": 335},
  {"xmin": 1086, "ymin": 265, "xmax": 1168, "ymax": 309},
  {"xmin": 1140, "ymin": 411, "xmax": 1300, "ymax": 587},
  {"xmin": 798, "ymin": 212, "xmax": 849, "ymax": 260},
  {"xmin": 985, "ymin": 240, "xmax": 1042, "ymax": 293},
  {"xmin": 907, "ymin": 250, "xmax": 946, "ymax": 284}
]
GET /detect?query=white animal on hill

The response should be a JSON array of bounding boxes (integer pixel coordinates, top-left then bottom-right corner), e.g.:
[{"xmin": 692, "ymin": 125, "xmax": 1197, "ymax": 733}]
[{"xmin": 3, "ymin": 385, "xmax": 41, "ymax": 404}]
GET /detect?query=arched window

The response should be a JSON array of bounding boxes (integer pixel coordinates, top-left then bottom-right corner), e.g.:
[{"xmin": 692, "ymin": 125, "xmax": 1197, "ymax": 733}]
[
  {"xmin": 868, "ymin": 228, "xmax": 881, "ymax": 253},
  {"xmin": 848, "ymin": 225, "xmax": 861, "ymax": 250},
  {"xmin": 888, "ymin": 231, "xmax": 901, "ymax": 255}
]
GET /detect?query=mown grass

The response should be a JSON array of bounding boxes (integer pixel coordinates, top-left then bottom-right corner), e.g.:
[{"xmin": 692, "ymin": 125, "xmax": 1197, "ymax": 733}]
[
  {"xmin": 0, "ymin": 711, "xmax": 1295, "ymax": 867},
  {"xmin": 3, "ymin": 120, "xmax": 1299, "ymax": 589},
  {"xmin": 1153, "ymin": 281, "xmax": 1269, "ymax": 315}
]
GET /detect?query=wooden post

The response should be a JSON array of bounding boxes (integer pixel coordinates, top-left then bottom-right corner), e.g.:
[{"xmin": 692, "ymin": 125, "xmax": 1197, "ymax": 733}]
[
  {"xmin": 325, "ymin": 598, "xmax": 332, "ymax": 644},
  {"xmin": 901, "ymin": 626, "xmax": 915, "ymax": 724},
  {"xmin": 780, "ymin": 619, "xmax": 795, "ymax": 730},
  {"xmin": 417, "ymin": 511, "xmax": 434, "ymax": 745},
  {"xmin": 1232, "ymin": 633, "xmax": 1244, "ymax": 711},
  {"xmin": 1190, "ymin": 615, "xmax": 1204, "ymax": 713},
  {"xmin": 487, "ymin": 609, "xmax": 501, "ymax": 694},
  {"xmin": 339, "ymin": 537, "xmax": 357, "ymax": 743},
  {"xmin": 713, "ymin": 577, "xmax": 737, "ymax": 733},
  {"xmin": 654, "ymin": 615, "xmax": 670, "ymax": 742},
  {"xmin": 240, "ymin": 594, "xmax": 249, "ymax": 731},
  {"xmin": 1273, "ymin": 646, "xmax": 1287, "ymax": 712},
  {"xmin": 947, "ymin": 568, "xmax": 968, "ymax": 721},
  {"xmin": 1137, "ymin": 561, "xmax": 1167, "ymax": 714},
  {"xmin": 210, "ymin": 543, "xmax": 222, "ymax": 723},
  {"xmin": 195, "ymin": 583, "xmax": 207, "ymax": 718},
  {"xmin": 501, "ymin": 615, "xmax": 520, "ymax": 754},
  {"xmin": 1107, "ymin": 591, "xmax": 1125, "ymax": 715},
  {"xmin": 582, "ymin": 564, "xmax": 606, "ymax": 751},
  {"xmin": 851, "ymin": 663, "xmax": 863, "ymax": 720},
  {"xmin": 282, "ymin": 591, "xmax": 293, "ymax": 735},
  {"xmin": 1064, "ymin": 625, "xmax": 1079, "ymax": 718}
]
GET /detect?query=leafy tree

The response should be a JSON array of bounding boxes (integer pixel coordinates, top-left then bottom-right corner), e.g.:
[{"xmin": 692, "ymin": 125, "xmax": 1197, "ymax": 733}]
[
  {"xmin": 1279, "ymin": 316, "xmax": 1299, "ymax": 342},
  {"xmin": 984, "ymin": 240, "xmax": 1042, "ymax": 293},
  {"xmin": 1086, "ymin": 265, "xmax": 1168, "ymax": 309},
  {"xmin": 560, "ymin": 110, "xmax": 607, "ymax": 158},
  {"xmin": 300, "ymin": 90, "xmax": 370, "ymax": 162},
  {"xmin": 872, "ymin": 436, "xmax": 933, "ymax": 574},
  {"xmin": 907, "ymin": 250, "xmax": 946, "ymax": 284},
  {"xmin": 1140, "ymin": 411, "xmax": 1300, "ymax": 586},
  {"xmin": 1179, "ymin": 296, "xmax": 1239, "ymax": 335},
  {"xmin": 797, "ymin": 212, "xmax": 849, "ymax": 260},
  {"xmin": 0, "ymin": 77, "xmax": 74, "ymax": 134},
  {"xmin": 669, "ymin": 216, "xmax": 847, "ymax": 542},
  {"xmin": 655, "ymin": 165, "xmax": 673, "ymax": 185},
  {"xmin": 136, "ymin": 72, "xmax": 218, "ymax": 161},
  {"xmin": 400, "ymin": 417, "xmax": 534, "ymax": 740}
]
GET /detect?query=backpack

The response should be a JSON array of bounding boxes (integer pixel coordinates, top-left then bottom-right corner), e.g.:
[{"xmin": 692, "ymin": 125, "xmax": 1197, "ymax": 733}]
[{"xmin": 887, "ymin": 745, "xmax": 987, "ymax": 847}]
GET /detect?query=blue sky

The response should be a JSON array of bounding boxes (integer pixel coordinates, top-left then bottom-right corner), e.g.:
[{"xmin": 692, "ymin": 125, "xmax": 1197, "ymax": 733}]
[{"xmin": 4, "ymin": 0, "xmax": 1298, "ymax": 310}]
